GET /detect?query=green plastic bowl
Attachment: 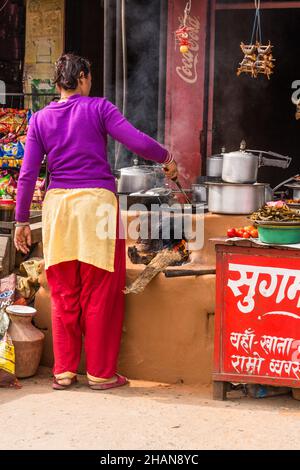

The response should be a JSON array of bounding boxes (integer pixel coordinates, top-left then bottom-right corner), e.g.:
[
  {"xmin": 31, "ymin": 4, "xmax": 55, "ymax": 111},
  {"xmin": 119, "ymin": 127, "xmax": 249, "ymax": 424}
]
[{"xmin": 258, "ymin": 225, "xmax": 300, "ymax": 244}]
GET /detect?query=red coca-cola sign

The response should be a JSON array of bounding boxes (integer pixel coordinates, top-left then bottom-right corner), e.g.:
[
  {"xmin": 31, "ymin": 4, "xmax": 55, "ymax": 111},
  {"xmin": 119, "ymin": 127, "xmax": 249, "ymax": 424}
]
[{"xmin": 165, "ymin": 0, "xmax": 208, "ymax": 187}]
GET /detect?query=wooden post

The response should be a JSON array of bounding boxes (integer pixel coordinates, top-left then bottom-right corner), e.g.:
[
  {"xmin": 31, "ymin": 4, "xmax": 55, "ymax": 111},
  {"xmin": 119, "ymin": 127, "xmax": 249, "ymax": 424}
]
[{"xmin": 213, "ymin": 381, "xmax": 228, "ymax": 401}]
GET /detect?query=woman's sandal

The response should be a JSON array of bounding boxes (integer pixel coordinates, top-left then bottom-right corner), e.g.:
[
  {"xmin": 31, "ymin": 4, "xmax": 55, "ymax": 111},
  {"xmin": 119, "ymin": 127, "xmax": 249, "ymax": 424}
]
[
  {"xmin": 52, "ymin": 376, "xmax": 78, "ymax": 390},
  {"xmin": 88, "ymin": 373, "xmax": 129, "ymax": 391}
]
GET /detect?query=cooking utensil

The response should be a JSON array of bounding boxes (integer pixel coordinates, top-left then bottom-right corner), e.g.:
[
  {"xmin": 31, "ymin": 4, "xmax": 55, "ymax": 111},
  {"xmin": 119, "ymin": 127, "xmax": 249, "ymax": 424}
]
[
  {"xmin": 117, "ymin": 158, "xmax": 159, "ymax": 193},
  {"xmin": 222, "ymin": 140, "xmax": 291, "ymax": 184},
  {"xmin": 118, "ymin": 188, "xmax": 173, "ymax": 211},
  {"xmin": 192, "ymin": 184, "xmax": 207, "ymax": 203},
  {"xmin": 172, "ymin": 177, "xmax": 192, "ymax": 205},
  {"xmin": 207, "ymin": 148, "xmax": 225, "ymax": 178},
  {"xmin": 207, "ymin": 182, "xmax": 265, "ymax": 215},
  {"xmin": 271, "ymin": 174, "xmax": 300, "ymax": 194},
  {"xmin": 285, "ymin": 184, "xmax": 300, "ymax": 200}
]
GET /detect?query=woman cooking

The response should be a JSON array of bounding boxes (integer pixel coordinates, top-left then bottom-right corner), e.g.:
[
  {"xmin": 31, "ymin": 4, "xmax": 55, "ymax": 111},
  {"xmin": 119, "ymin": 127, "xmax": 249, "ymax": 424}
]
[{"xmin": 14, "ymin": 53, "xmax": 178, "ymax": 391}]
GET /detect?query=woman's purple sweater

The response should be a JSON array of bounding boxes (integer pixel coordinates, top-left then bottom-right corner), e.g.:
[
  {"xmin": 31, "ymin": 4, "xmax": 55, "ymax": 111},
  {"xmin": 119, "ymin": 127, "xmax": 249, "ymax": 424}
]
[{"xmin": 15, "ymin": 94, "xmax": 169, "ymax": 222}]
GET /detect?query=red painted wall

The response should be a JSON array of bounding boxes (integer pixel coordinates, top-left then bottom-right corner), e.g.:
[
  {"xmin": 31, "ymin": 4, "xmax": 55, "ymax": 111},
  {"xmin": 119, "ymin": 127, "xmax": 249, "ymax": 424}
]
[{"xmin": 165, "ymin": 0, "xmax": 208, "ymax": 187}]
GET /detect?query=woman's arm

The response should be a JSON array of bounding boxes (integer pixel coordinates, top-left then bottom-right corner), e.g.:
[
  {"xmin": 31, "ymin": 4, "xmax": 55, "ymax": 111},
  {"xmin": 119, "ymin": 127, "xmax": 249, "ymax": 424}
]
[
  {"xmin": 100, "ymin": 99, "xmax": 174, "ymax": 165},
  {"xmin": 15, "ymin": 113, "xmax": 45, "ymax": 223}
]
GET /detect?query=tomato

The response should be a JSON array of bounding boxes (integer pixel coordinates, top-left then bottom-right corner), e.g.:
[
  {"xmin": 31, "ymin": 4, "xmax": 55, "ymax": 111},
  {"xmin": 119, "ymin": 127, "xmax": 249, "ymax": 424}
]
[
  {"xmin": 250, "ymin": 229, "xmax": 258, "ymax": 238},
  {"xmin": 244, "ymin": 225, "xmax": 255, "ymax": 232},
  {"xmin": 227, "ymin": 228, "xmax": 237, "ymax": 238},
  {"xmin": 242, "ymin": 232, "xmax": 251, "ymax": 238},
  {"xmin": 236, "ymin": 230, "xmax": 244, "ymax": 238}
]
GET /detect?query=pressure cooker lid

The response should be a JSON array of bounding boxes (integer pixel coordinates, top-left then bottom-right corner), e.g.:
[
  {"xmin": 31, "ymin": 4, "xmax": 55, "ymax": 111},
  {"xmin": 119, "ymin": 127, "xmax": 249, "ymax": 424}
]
[
  {"xmin": 224, "ymin": 150, "xmax": 257, "ymax": 159},
  {"xmin": 223, "ymin": 141, "xmax": 256, "ymax": 159}
]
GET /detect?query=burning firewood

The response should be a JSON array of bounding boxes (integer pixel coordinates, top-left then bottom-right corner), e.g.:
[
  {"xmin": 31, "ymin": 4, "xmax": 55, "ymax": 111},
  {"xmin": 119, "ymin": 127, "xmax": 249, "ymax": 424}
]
[
  {"xmin": 125, "ymin": 211, "xmax": 190, "ymax": 294},
  {"xmin": 124, "ymin": 247, "xmax": 183, "ymax": 295}
]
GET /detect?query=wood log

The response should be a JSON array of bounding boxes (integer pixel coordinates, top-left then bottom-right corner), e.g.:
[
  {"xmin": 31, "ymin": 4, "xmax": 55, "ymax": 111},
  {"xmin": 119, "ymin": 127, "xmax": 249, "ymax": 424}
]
[{"xmin": 124, "ymin": 249, "xmax": 182, "ymax": 295}]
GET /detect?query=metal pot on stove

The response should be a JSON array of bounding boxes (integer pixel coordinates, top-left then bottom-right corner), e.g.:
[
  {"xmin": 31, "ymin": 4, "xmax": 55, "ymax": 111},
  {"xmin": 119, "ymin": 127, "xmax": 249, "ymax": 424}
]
[
  {"xmin": 206, "ymin": 148, "xmax": 225, "ymax": 178},
  {"xmin": 222, "ymin": 140, "xmax": 291, "ymax": 184},
  {"xmin": 207, "ymin": 182, "xmax": 266, "ymax": 215},
  {"xmin": 117, "ymin": 158, "xmax": 164, "ymax": 194}
]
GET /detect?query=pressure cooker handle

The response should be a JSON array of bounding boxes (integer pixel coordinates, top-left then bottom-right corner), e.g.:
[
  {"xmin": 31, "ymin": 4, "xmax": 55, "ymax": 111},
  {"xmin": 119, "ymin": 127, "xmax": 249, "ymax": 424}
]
[
  {"xmin": 246, "ymin": 149, "xmax": 291, "ymax": 167},
  {"xmin": 248, "ymin": 150, "xmax": 292, "ymax": 169},
  {"xmin": 259, "ymin": 156, "xmax": 292, "ymax": 169}
]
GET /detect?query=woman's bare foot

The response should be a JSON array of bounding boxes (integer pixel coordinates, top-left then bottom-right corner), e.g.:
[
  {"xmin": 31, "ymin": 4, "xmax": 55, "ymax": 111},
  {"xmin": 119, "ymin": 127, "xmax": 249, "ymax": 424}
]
[
  {"xmin": 53, "ymin": 376, "xmax": 78, "ymax": 390},
  {"xmin": 57, "ymin": 378, "xmax": 72, "ymax": 386},
  {"xmin": 88, "ymin": 375, "xmax": 118, "ymax": 387}
]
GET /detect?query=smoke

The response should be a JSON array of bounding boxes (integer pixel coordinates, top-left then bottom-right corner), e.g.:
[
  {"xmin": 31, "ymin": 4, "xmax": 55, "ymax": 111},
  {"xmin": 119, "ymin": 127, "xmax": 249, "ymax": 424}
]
[{"xmin": 118, "ymin": 0, "xmax": 162, "ymax": 167}]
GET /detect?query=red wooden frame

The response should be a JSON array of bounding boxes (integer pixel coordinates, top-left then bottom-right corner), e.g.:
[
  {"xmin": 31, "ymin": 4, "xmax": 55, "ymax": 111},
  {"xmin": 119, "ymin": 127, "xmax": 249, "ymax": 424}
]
[{"xmin": 214, "ymin": 243, "xmax": 300, "ymax": 389}]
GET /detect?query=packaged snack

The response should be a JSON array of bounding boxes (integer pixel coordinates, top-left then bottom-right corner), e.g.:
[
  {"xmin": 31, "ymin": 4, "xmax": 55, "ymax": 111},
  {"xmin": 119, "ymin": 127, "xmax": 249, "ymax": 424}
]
[
  {"xmin": 0, "ymin": 274, "xmax": 16, "ymax": 314},
  {"xmin": 0, "ymin": 174, "xmax": 11, "ymax": 197},
  {"xmin": 0, "ymin": 274, "xmax": 18, "ymax": 387},
  {"xmin": 0, "ymin": 333, "xmax": 19, "ymax": 388},
  {"xmin": 2, "ymin": 141, "xmax": 24, "ymax": 159}
]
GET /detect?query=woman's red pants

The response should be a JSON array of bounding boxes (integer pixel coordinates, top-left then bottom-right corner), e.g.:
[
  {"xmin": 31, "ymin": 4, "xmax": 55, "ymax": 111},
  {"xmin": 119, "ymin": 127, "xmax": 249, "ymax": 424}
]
[{"xmin": 46, "ymin": 236, "xmax": 126, "ymax": 379}]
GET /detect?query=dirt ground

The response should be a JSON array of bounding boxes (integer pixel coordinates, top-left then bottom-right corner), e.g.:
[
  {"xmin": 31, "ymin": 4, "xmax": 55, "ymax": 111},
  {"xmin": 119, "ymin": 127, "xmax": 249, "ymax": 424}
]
[{"xmin": 1, "ymin": 367, "xmax": 300, "ymax": 450}]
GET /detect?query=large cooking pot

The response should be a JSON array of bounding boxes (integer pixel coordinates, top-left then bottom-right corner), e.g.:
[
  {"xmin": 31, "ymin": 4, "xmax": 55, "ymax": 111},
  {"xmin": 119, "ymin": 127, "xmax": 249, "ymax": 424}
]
[
  {"xmin": 207, "ymin": 182, "xmax": 266, "ymax": 215},
  {"xmin": 222, "ymin": 141, "xmax": 291, "ymax": 184},
  {"xmin": 117, "ymin": 159, "xmax": 164, "ymax": 193}
]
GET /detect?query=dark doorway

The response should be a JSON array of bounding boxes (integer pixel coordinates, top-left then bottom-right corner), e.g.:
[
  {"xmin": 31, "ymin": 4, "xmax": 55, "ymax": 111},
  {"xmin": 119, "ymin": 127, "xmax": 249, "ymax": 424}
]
[
  {"xmin": 0, "ymin": 0, "xmax": 25, "ymax": 101},
  {"xmin": 212, "ymin": 6, "xmax": 300, "ymax": 187},
  {"xmin": 65, "ymin": 0, "xmax": 104, "ymax": 97}
]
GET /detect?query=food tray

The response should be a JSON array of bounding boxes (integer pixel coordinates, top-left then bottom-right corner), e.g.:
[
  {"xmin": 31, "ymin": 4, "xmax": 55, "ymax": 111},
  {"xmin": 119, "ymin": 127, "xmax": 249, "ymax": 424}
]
[
  {"xmin": 251, "ymin": 219, "xmax": 300, "ymax": 227},
  {"xmin": 286, "ymin": 203, "xmax": 300, "ymax": 210}
]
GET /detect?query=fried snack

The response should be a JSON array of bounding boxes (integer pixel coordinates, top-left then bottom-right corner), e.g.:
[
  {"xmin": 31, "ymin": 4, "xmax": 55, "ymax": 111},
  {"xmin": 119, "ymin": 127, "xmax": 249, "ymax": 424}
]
[
  {"xmin": 237, "ymin": 41, "xmax": 275, "ymax": 80},
  {"xmin": 250, "ymin": 203, "xmax": 300, "ymax": 222}
]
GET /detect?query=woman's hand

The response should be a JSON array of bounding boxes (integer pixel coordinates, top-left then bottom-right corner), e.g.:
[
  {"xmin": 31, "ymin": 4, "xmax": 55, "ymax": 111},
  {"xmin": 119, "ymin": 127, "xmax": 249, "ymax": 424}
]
[
  {"xmin": 14, "ymin": 225, "xmax": 32, "ymax": 254},
  {"xmin": 163, "ymin": 160, "xmax": 178, "ymax": 181}
]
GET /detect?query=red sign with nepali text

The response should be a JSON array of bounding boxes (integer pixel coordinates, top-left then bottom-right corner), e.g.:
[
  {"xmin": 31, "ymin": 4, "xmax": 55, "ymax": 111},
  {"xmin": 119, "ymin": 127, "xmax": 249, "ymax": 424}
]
[{"xmin": 214, "ymin": 246, "xmax": 300, "ymax": 388}]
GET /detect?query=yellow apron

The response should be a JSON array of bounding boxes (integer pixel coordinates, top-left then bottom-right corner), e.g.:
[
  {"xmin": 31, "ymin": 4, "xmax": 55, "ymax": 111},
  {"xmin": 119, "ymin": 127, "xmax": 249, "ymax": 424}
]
[{"xmin": 42, "ymin": 188, "xmax": 118, "ymax": 272}]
